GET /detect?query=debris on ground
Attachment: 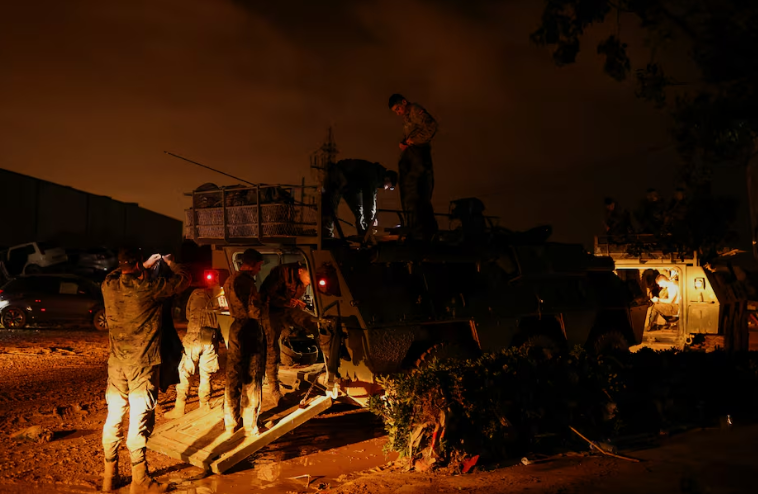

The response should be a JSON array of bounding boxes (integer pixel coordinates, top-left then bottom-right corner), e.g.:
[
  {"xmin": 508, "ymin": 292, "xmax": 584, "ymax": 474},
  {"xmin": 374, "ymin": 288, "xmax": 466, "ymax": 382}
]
[{"xmin": 12, "ymin": 425, "xmax": 53, "ymax": 443}]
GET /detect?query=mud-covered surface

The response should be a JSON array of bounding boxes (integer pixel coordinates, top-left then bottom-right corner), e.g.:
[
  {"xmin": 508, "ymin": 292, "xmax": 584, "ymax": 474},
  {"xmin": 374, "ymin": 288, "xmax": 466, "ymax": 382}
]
[
  {"xmin": 0, "ymin": 327, "xmax": 390, "ymax": 493},
  {"xmin": 1, "ymin": 328, "xmax": 757, "ymax": 494}
]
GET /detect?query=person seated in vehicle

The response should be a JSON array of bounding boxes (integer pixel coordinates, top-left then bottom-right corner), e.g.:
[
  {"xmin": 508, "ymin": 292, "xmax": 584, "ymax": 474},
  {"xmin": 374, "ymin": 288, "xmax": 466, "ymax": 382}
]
[
  {"xmin": 645, "ymin": 274, "xmax": 680, "ymax": 332},
  {"xmin": 321, "ymin": 159, "xmax": 398, "ymax": 239},
  {"xmin": 259, "ymin": 261, "xmax": 321, "ymax": 404}
]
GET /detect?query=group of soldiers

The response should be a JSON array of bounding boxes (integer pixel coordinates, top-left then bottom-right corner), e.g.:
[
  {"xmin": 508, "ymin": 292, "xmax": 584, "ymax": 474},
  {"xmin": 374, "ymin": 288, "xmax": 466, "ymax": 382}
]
[
  {"xmin": 98, "ymin": 91, "xmax": 436, "ymax": 492},
  {"xmin": 99, "ymin": 248, "xmax": 324, "ymax": 492},
  {"xmin": 602, "ymin": 187, "xmax": 689, "ymax": 236},
  {"xmin": 322, "ymin": 93, "xmax": 439, "ymax": 241}
]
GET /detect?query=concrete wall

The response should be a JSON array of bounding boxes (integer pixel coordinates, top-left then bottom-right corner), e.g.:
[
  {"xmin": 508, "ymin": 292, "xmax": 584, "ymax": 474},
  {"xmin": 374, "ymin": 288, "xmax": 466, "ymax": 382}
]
[{"xmin": 0, "ymin": 168, "xmax": 181, "ymax": 252}]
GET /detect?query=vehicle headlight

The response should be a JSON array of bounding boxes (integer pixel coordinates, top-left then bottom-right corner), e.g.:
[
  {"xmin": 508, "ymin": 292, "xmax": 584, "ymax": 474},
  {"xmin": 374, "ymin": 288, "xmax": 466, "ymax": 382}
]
[{"xmin": 0, "ymin": 300, "xmax": 9, "ymax": 310}]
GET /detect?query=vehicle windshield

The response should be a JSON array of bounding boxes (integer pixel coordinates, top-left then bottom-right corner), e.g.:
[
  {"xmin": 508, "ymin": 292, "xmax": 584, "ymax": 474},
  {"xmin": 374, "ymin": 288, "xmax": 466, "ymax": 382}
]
[{"xmin": 36, "ymin": 242, "xmax": 59, "ymax": 255}]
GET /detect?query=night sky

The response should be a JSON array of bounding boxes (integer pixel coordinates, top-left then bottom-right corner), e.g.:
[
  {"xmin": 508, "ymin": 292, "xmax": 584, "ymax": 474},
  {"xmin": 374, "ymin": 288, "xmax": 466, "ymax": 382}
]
[{"xmin": 4, "ymin": 0, "xmax": 745, "ymax": 247}]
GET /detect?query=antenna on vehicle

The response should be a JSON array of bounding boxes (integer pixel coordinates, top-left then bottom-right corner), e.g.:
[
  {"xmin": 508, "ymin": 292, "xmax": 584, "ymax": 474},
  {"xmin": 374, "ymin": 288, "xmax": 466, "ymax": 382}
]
[{"xmin": 164, "ymin": 151, "xmax": 256, "ymax": 186}]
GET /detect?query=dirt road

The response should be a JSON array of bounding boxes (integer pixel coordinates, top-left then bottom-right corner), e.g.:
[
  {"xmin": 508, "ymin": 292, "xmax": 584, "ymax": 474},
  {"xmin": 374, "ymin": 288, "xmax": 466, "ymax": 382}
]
[{"xmin": 0, "ymin": 328, "xmax": 756, "ymax": 494}]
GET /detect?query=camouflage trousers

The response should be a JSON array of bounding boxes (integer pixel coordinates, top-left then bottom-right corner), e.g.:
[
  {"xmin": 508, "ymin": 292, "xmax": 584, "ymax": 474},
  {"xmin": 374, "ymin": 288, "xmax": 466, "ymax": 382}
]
[
  {"xmin": 262, "ymin": 307, "xmax": 320, "ymax": 387},
  {"xmin": 102, "ymin": 364, "xmax": 160, "ymax": 464},
  {"xmin": 224, "ymin": 319, "xmax": 266, "ymax": 433},
  {"xmin": 399, "ymin": 145, "xmax": 438, "ymax": 239},
  {"xmin": 646, "ymin": 303, "xmax": 679, "ymax": 330},
  {"xmin": 176, "ymin": 338, "xmax": 219, "ymax": 404}
]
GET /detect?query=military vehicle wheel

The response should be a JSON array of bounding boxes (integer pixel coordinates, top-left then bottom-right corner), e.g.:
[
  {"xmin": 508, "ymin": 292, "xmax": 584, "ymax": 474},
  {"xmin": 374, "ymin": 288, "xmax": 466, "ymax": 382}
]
[
  {"xmin": 92, "ymin": 308, "xmax": 108, "ymax": 332},
  {"xmin": 591, "ymin": 330, "xmax": 629, "ymax": 355},
  {"xmin": 1, "ymin": 307, "xmax": 28, "ymax": 329},
  {"xmin": 415, "ymin": 342, "xmax": 479, "ymax": 368}
]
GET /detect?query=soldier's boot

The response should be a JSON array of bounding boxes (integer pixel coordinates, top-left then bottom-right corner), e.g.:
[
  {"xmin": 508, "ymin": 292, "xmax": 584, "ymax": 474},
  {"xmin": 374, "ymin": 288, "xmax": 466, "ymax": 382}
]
[
  {"xmin": 102, "ymin": 458, "xmax": 119, "ymax": 492},
  {"xmin": 129, "ymin": 460, "xmax": 169, "ymax": 494},
  {"xmin": 164, "ymin": 397, "xmax": 186, "ymax": 419},
  {"xmin": 268, "ymin": 374, "xmax": 283, "ymax": 406}
]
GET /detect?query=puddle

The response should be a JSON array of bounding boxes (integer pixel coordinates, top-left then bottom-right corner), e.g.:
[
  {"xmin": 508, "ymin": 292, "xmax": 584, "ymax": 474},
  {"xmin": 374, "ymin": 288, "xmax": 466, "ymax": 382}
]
[{"xmin": 168, "ymin": 435, "xmax": 396, "ymax": 494}]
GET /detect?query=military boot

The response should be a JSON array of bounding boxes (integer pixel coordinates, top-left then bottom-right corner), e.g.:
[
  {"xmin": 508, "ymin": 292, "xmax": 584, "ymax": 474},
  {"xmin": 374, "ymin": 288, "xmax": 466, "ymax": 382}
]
[
  {"xmin": 164, "ymin": 396, "xmax": 186, "ymax": 419},
  {"xmin": 102, "ymin": 458, "xmax": 119, "ymax": 492},
  {"xmin": 129, "ymin": 460, "xmax": 169, "ymax": 494}
]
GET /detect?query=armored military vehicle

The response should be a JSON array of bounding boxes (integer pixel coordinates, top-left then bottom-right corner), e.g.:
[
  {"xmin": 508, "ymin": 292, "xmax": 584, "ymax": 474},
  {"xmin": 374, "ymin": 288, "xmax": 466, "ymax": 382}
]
[
  {"xmin": 147, "ymin": 182, "xmax": 638, "ymax": 473},
  {"xmin": 594, "ymin": 234, "xmax": 756, "ymax": 352},
  {"xmin": 185, "ymin": 183, "xmax": 639, "ymax": 388}
]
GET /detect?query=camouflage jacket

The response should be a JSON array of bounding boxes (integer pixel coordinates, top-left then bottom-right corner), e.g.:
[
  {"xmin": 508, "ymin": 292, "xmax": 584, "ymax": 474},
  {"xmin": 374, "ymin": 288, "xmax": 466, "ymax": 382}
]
[
  {"xmin": 403, "ymin": 103, "xmax": 437, "ymax": 146},
  {"xmin": 260, "ymin": 262, "xmax": 306, "ymax": 310},
  {"xmin": 102, "ymin": 262, "xmax": 191, "ymax": 367},
  {"xmin": 185, "ymin": 288, "xmax": 220, "ymax": 340},
  {"xmin": 223, "ymin": 271, "xmax": 261, "ymax": 321}
]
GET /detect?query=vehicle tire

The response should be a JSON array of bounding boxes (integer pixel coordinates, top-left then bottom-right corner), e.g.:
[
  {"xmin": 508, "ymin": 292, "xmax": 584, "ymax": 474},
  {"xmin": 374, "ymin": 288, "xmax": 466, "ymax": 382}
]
[
  {"xmin": 1, "ymin": 307, "xmax": 28, "ymax": 329},
  {"xmin": 92, "ymin": 308, "xmax": 108, "ymax": 332},
  {"xmin": 590, "ymin": 330, "xmax": 629, "ymax": 355},
  {"xmin": 415, "ymin": 342, "xmax": 480, "ymax": 368},
  {"xmin": 24, "ymin": 264, "xmax": 41, "ymax": 274}
]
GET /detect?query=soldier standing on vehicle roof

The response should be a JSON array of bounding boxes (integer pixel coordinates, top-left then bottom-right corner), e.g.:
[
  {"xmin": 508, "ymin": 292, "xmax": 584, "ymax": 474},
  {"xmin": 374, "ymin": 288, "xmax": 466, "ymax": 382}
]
[
  {"xmin": 388, "ymin": 94, "xmax": 439, "ymax": 240},
  {"xmin": 100, "ymin": 248, "xmax": 191, "ymax": 493},
  {"xmin": 260, "ymin": 261, "xmax": 320, "ymax": 405},
  {"xmin": 164, "ymin": 287, "xmax": 221, "ymax": 419},
  {"xmin": 603, "ymin": 198, "xmax": 634, "ymax": 236},
  {"xmin": 321, "ymin": 159, "xmax": 398, "ymax": 239},
  {"xmin": 222, "ymin": 248, "xmax": 267, "ymax": 436}
]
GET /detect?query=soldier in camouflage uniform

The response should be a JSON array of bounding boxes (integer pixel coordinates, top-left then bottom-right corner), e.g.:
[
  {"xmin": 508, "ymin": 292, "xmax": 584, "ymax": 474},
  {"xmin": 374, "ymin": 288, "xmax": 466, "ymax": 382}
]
[
  {"xmin": 223, "ymin": 248, "xmax": 267, "ymax": 436},
  {"xmin": 322, "ymin": 159, "xmax": 398, "ymax": 239},
  {"xmin": 260, "ymin": 262, "xmax": 319, "ymax": 404},
  {"xmin": 100, "ymin": 248, "xmax": 191, "ymax": 493},
  {"xmin": 164, "ymin": 287, "xmax": 220, "ymax": 419},
  {"xmin": 389, "ymin": 93, "xmax": 439, "ymax": 240}
]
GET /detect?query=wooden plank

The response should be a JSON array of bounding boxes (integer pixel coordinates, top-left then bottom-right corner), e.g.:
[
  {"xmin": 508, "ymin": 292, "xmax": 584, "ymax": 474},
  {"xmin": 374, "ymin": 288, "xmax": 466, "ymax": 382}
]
[
  {"xmin": 210, "ymin": 395, "xmax": 333, "ymax": 474},
  {"xmin": 147, "ymin": 433, "xmax": 212, "ymax": 469}
]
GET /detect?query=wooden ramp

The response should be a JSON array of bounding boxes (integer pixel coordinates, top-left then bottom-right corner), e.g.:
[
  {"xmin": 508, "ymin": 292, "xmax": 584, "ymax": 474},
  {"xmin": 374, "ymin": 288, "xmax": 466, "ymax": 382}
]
[{"xmin": 147, "ymin": 365, "xmax": 334, "ymax": 474}]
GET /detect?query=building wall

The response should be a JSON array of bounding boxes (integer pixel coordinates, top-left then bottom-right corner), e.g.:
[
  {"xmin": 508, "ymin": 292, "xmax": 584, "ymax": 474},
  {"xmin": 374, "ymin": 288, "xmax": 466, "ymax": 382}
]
[{"xmin": 0, "ymin": 168, "xmax": 181, "ymax": 252}]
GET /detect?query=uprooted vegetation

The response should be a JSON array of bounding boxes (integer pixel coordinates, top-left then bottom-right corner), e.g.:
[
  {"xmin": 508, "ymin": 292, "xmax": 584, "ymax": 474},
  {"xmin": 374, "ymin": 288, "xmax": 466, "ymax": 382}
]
[{"xmin": 368, "ymin": 346, "xmax": 758, "ymax": 469}]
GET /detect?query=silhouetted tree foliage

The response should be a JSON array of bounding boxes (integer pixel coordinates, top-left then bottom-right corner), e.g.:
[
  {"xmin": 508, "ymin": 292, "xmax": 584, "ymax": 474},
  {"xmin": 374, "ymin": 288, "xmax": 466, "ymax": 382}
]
[
  {"xmin": 532, "ymin": 1, "xmax": 756, "ymax": 255},
  {"xmin": 531, "ymin": 0, "xmax": 758, "ymax": 178}
]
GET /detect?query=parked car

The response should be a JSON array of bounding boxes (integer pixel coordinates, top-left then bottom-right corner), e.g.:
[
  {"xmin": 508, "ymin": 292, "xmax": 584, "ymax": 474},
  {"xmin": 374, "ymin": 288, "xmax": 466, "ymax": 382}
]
[
  {"xmin": 66, "ymin": 247, "xmax": 117, "ymax": 273},
  {"xmin": 0, "ymin": 242, "xmax": 69, "ymax": 276},
  {"xmin": 0, "ymin": 274, "xmax": 107, "ymax": 331}
]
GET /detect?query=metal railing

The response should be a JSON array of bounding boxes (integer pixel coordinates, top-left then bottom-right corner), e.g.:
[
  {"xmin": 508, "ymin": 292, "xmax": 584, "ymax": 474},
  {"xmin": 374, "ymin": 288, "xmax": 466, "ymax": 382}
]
[{"xmin": 594, "ymin": 234, "xmax": 696, "ymax": 260}]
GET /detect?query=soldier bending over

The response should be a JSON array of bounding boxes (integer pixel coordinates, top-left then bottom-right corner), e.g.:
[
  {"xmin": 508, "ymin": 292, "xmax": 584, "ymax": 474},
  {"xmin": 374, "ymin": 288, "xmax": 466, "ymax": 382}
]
[{"xmin": 260, "ymin": 262, "xmax": 319, "ymax": 405}]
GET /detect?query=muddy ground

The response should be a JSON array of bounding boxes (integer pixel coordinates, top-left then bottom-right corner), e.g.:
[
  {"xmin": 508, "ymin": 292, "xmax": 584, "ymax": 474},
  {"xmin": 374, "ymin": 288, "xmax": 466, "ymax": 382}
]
[{"xmin": 0, "ymin": 327, "xmax": 756, "ymax": 494}]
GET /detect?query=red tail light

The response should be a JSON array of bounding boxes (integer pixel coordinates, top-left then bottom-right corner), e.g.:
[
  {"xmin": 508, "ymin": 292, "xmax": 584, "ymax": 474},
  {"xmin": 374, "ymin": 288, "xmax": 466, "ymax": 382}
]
[
  {"xmin": 317, "ymin": 278, "xmax": 328, "ymax": 293},
  {"xmin": 204, "ymin": 270, "xmax": 219, "ymax": 286}
]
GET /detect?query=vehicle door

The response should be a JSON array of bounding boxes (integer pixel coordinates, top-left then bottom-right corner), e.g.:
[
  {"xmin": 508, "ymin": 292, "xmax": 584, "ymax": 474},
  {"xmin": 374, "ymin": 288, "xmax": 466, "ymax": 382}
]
[
  {"xmin": 24, "ymin": 277, "xmax": 62, "ymax": 322},
  {"xmin": 56, "ymin": 279, "xmax": 100, "ymax": 320},
  {"xmin": 7, "ymin": 245, "xmax": 35, "ymax": 275}
]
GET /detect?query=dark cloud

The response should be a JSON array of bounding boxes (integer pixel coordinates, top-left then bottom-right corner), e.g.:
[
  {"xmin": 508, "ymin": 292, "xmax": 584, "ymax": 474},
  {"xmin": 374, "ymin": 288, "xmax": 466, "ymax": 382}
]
[{"xmin": 0, "ymin": 0, "xmax": 686, "ymax": 246}]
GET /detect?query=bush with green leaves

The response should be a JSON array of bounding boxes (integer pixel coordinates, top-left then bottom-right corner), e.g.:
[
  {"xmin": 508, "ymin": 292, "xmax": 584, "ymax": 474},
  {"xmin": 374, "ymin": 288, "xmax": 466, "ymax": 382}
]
[{"xmin": 369, "ymin": 346, "xmax": 758, "ymax": 464}]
